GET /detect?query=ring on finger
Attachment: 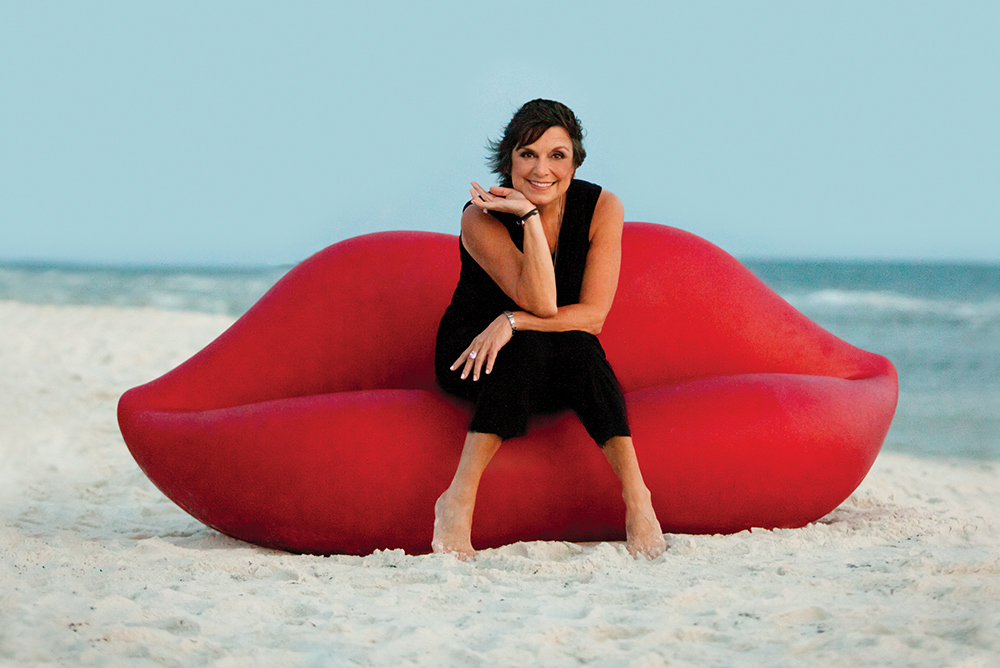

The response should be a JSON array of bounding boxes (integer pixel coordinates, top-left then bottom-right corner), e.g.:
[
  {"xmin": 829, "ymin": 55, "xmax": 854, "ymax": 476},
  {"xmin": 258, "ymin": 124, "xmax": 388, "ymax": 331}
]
[{"xmin": 468, "ymin": 351, "xmax": 478, "ymax": 360}]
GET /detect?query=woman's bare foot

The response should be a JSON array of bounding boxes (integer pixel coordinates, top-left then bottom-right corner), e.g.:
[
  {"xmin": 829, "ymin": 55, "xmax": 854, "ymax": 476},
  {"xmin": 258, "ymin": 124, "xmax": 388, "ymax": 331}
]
[
  {"xmin": 431, "ymin": 432, "xmax": 501, "ymax": 561},
  {"xmin": 624, "ymin": 489, "xmax": 667, "ymax": 559},
  {"xmin": 600, "ymin": 436, "xmax": 667, "ymax": 559},
  {"xmin": 431, "ymin": 489, "xmax": 475, "ymax": 561}
]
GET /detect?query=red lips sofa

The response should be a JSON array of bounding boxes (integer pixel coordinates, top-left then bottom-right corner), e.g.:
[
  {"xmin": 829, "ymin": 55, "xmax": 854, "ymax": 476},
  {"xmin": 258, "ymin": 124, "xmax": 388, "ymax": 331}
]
[{"xmin": 118, "ymin": 223, "xmax": 898, "ymax": 555}]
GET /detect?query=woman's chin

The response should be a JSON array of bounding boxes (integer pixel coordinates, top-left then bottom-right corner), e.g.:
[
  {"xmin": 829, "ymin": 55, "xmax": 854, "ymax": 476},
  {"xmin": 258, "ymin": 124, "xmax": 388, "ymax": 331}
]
[{"xmin": 520, "ymin": 186, "xmax": 563, "ymax": 207}]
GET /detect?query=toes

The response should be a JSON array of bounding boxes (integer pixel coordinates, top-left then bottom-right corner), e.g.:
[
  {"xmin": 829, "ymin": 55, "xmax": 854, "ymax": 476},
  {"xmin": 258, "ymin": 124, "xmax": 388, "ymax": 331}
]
[
  {"xmin": 628, "ymin": 536, "xmax": 667, "ymax": 560},
  {"xmin": 431, "ymin": 492, "xmax": 475, "ymax": 560},
  {"xmin": 624, "ymin": 506, "xmax": 666, "ymax": 560}
]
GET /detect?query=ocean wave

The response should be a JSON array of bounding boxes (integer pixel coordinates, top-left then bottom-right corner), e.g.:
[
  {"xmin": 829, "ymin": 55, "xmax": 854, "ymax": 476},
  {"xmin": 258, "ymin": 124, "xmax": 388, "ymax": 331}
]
[
  {"xmin": 0, "ymin": 265, "xmax": 287, "ymax": 316},
  {"xmin": 783, "ymin": 289, "xmax": 1000, "ymax": 326},
  {"xmin": 4, "ymin": 262, "xmax": 1000, "ymax": 326}
]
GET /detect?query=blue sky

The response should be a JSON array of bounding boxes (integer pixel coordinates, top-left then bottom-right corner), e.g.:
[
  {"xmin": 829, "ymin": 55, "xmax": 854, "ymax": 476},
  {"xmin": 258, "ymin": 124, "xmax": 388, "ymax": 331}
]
[{"xmin": 2, "ymin": 1, "xmax": 997, "ymax": 265}]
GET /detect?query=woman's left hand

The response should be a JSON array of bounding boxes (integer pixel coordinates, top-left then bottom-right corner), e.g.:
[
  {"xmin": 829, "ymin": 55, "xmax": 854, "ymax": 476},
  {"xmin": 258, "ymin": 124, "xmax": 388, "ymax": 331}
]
[
  {"xmin": 469, "ymin": 182, "xmax": 535, "ymax": 218},
  {"xmin": 450, "ymin": 314, "xmax": 514, "ymax": 381}
]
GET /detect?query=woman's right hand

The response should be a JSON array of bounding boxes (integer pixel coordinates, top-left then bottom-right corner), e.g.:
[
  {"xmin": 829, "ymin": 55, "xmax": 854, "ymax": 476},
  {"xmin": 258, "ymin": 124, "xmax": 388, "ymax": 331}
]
[
  {"xmin": 450, "ymin": 314, "xmax": 515, "ymax": 382},
  {"xmin": 469, "ymin": 182, "xmax": 536, "ymax": 218}
]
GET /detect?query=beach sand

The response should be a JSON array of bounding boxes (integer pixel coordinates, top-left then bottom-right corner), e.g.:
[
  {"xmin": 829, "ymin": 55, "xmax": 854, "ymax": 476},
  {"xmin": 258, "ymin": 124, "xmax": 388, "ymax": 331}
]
[{"xmin": 2, "ymin": 300, "xmax": 998, "ymax": 667}]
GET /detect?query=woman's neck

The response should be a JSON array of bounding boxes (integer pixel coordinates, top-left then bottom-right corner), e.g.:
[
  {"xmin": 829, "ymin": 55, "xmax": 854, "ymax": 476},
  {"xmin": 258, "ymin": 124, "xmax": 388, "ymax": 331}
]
[
  {"xmin": 538, "ymin": 188, "xmax": 568, "ymax": 221},
  {"xmin": 535, "ymin": 195, "xmax": 566, "ymax": 253}
]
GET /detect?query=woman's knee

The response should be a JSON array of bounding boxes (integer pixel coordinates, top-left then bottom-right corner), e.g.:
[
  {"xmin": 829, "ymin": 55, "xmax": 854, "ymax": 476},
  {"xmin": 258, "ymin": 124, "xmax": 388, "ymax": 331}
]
[
  {"xmin": 495, "ymin": 331, "xmax": 551, "ymax": 373},
  {"xmin": 551, "ymin": 331, "xmax": 611, "ymax": 371}
]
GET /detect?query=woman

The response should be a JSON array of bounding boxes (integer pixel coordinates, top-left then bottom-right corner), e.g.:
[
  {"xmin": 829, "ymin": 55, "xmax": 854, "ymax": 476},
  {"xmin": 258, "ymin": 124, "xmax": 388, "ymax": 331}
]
[{"xmin": 433, "ymin": 99, "xmax": 666, "ymax": 560}]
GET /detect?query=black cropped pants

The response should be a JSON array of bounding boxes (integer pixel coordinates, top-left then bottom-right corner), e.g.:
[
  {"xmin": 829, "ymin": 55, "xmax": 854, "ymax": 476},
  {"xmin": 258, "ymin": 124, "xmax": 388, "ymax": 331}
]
[{"xmin": 435, "ymin": 329, "xmax": 630, "ymax": 446}]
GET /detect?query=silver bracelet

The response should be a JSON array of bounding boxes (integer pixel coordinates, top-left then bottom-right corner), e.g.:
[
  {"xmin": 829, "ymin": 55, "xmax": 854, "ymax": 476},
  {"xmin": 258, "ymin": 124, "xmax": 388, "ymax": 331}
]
[{"xmin": 503, "ymin": 310, "xmax": 517, "ymax": 333}]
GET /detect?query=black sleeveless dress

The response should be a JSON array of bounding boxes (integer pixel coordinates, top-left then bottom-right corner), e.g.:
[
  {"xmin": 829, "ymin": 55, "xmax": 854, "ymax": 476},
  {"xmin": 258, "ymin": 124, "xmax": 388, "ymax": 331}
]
[{"xmin": 434, "ymin": 179, "xmax": 630, "ymax": 445}]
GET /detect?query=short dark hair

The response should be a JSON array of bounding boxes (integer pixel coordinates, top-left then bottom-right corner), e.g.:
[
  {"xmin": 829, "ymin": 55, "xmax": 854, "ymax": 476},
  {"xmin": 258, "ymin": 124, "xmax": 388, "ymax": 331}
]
[{"xmin": 487, "ymin": 99, "xmax": 586, "ymax": 187}]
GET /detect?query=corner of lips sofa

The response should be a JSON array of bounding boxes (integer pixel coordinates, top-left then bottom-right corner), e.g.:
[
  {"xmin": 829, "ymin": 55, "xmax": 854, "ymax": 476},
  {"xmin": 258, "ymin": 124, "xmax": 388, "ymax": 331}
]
[
  {"xmin": 607, "ymin": 223, "xmax": 902, "ymax": 396},
  {"xmin": 114, "ymin": 230, "xmax": 461, "ymax": 416},
  {"xmin": 619, "ymin": 368, "xmax": 897, "ymax": 534}
]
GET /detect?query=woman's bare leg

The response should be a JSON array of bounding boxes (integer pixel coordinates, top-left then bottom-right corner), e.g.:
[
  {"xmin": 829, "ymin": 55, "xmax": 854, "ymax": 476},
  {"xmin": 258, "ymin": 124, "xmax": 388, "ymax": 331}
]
[
  {"xmin": 431, "ymin": 431, "xmax": 503, "ymax": 560},
  {"xmin": 602, "ymin": 436, "xmax": 667, "ymax": 559}
]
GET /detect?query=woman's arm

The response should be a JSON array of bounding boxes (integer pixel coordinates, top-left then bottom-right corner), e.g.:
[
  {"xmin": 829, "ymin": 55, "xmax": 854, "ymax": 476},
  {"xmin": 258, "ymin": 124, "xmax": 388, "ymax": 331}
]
[
  {"xmin": 450, "ymin": 187, "xmax": 624, "ymax": 382},
  {"xmin": 461, "ymin": 184, "xmax": 558, "ymax": 317},
  {"xmin": 508, "ymin": 189, "xmax": 625, "ymax": 335}
]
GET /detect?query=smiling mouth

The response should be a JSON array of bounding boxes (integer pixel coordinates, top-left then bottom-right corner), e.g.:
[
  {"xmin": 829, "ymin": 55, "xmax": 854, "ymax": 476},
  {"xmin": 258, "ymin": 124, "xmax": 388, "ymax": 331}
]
[{"xmin": 528, "ymin": 180, "xmax": 555, "ymax": 189}]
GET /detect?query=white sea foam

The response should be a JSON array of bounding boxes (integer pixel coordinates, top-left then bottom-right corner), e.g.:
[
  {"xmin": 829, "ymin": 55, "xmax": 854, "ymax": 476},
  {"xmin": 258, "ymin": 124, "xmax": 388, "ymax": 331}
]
[
  {"xmin": 0, "ymin": 264, "xmax": 287, "ymax": 316},
  {"xmin": 786, "ymin": 289, "xmax": 1000, "ymax": 326}
]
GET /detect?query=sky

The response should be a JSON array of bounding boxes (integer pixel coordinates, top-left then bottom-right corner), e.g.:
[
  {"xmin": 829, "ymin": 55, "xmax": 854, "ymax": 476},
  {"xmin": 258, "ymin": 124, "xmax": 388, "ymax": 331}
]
[{"xmin": 2, "ymin": 1, "xmax": 997, "ymax": 266}]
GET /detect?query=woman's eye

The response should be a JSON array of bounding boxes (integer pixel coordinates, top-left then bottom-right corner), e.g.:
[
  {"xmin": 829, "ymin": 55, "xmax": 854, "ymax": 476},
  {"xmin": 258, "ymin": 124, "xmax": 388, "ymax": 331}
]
[{"xmin": 553, "ymin": 152, "xmax": 565, "ymax": 159}]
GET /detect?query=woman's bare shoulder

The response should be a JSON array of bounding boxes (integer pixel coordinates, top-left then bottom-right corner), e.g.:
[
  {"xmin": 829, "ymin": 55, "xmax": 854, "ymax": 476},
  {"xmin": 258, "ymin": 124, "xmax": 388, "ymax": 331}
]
[
  {"xmin": 595, "ymin": 188, "xmax": 624, "ymax": 217},
  {"xmin": 590, "ymin": 188, "xmax": 624, "ymax": 241}
]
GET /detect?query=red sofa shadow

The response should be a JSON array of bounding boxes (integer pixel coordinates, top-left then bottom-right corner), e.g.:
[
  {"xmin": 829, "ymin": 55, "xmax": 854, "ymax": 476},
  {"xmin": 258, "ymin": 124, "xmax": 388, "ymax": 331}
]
[{"xmin": 118, "ymin": 223, "xmax": 898, "ymax": 555}]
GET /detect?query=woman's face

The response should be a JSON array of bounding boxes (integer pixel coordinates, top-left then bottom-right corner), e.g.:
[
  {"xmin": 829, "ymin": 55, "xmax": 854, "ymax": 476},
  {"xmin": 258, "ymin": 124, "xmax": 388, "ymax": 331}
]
[{"xmin": 510, "ymin": 126, "xmax": 575, "ymax": 207}]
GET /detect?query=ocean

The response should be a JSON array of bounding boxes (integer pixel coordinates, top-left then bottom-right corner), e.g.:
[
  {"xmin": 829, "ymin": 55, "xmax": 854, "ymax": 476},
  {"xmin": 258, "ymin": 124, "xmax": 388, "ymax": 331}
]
[
  {"xmin": 3, "ymin": 257, "xmax": 997, "ymax": 462},
  {"xmin": 746, "ymin": 260, "xmax": 1000, "ymax": 462}
]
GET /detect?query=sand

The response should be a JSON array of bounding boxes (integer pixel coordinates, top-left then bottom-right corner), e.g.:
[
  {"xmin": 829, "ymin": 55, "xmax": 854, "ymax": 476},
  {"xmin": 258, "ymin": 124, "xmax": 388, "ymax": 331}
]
[{"xmin": 1, "ymin": 300, "xmax": 998, "ymax": 667}]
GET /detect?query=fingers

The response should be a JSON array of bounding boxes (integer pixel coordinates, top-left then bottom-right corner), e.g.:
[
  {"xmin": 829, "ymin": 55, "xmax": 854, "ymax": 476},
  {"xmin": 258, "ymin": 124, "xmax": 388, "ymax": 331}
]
[
  {"xmin": 474, "ymin": 351, "xmax": 487, "ymax": 380},
  {"xmin": 470, "ymin": 185, "xmax": 501, "ymax": 214},
  {"xmin": 450, "ymin": 344, "xmax": 496, "ymax": 381},
  {"xmin": 470, "ymin": 182, "xmax": 520, "ymax": 211},
  {"xmin": 450, "ymin": 316, "xmax": 512, "ymax": 381},
  {"xmin": 483, "ymin": 348, "xmax": 498, "ymax": 377},
  {"xmin": 451, "ymin": 347, "xmax": 481, "ymax": 381},
  {"xmin": 470, "ymin": 182, "xmax": 493, "ymax": 206}
]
